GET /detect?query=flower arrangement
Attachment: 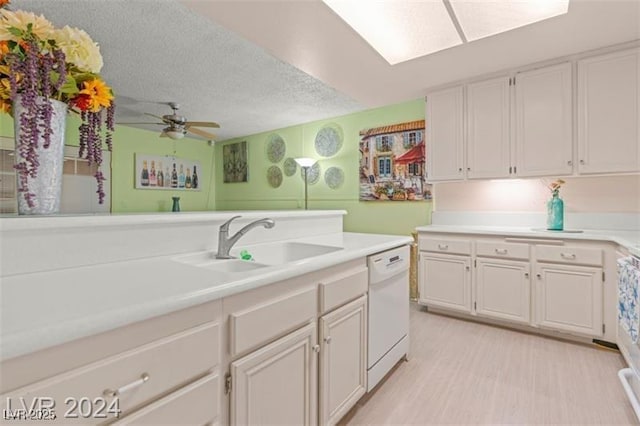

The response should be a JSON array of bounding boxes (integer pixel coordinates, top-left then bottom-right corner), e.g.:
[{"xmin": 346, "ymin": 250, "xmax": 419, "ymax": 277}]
[
  {"xmin": 0, "ymin": 1, "xmax": 114, "ymax": 207},
  {"xmin": 548, "ymin": 179, "xmax": 565, "ymax": 196}
]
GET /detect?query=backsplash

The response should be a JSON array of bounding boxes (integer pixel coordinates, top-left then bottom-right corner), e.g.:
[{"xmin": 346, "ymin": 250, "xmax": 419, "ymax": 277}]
[{"xmin": 434, "ymin": 175, "xmax": 640, "ymax": 213}]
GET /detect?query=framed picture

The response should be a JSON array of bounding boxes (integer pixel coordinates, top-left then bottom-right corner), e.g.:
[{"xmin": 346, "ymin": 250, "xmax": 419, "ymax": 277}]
[
  {"xmin": 135, "ymin": 154, "xmax": 201, "ymax": 191},
  {"xmin": 359, "ymin": 119, "xmax": 432, "ymax": 201},
  {"xmin": 223, "ymin": 141, "xmax": 249, "ymax": 183}
]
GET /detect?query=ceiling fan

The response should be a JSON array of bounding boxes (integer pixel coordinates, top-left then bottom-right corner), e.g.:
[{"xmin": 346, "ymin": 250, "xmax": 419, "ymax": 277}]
[{"xmin": 121, "ymin": 102, "xmax": 220, "ymax": 140}]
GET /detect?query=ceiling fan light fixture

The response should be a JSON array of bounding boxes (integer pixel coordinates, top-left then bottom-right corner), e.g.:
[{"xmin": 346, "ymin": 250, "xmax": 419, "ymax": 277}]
[{"xmin": 165, "ymin": 129, "xmax": 185, "ymax": 140}]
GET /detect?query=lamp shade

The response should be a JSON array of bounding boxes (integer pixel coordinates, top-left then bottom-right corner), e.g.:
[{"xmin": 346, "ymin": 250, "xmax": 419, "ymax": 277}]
[
  {"xmin": 294, "ymin": 157, "xmax": 317, "ymax": 168},
  {"xmin": 165, "ymin": 129, "xmax": 185, "ymax": 140}
]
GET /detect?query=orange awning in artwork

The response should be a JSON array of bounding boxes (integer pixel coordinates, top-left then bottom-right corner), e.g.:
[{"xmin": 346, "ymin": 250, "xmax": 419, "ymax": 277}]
[{"xmin": 394, "ymin": 142, "xmax": 425, "ymax": 164}]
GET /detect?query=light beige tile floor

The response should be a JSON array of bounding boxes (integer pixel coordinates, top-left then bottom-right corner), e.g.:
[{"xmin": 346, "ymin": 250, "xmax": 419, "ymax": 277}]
[{"xmin": 342, "ymin": 303, "xmax": 637, "ymax": 425}]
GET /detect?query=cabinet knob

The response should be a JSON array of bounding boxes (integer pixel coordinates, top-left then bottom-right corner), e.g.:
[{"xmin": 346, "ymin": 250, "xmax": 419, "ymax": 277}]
[
  {"xmin": 524, "ymin": 272, "xmax": 529, "ymax": 279},
  {"xmin": 467, "ymin": 167, "xmax": 471, "ymax": 171},
  {"xmin": 567, "ymin": 160, "xmax": 572, "ymax": 166},
  {"xmin": 465, "ymin": 265, "xmax": 470, "ymax": 271},
  {"xmin": 580, "ymin": 159, "xmax": 585, "ymax": 165},
  {"xmin": 313, "ymin": 344, "xmax": 320, "ymax": 353},
  {"xmin": 458, "ymin": 168, "xmax": 463, "ymax": 172},
  {"xmin": 324, "ymin": 336, "xmax": 332, "ymax": 344},
  {"xmin": 536, "ymin": 273, "xmax": 542, "ymax": 279}
]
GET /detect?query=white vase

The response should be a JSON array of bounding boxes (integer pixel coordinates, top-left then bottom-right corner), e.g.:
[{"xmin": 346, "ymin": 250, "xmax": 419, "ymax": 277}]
[{"xmin": 13, "ymin": 96, "xmax": 67, "ymax": 215}]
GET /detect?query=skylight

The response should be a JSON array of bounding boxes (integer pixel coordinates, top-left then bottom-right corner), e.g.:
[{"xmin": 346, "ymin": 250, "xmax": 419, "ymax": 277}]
[{"xmin": 322, "ymin": 0, "xmax": 570, "ymax": 65}]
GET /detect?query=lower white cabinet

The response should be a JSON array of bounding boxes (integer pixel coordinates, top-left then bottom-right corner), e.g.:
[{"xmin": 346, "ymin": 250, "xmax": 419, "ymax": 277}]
[
  {"xmin": 475, "ymin": 258, "xmax": 531, "ymax": 324},
  {"xmin": 319, "ymin": 295, "xmax": 367, "ymax": 426},
  {"xmin": 419, "ymin": 252, "xmax": 471, "ymax": 313},
  {"xmin": 535, "ymin": 263, "xmax": 603, "ymax": 337},
  {"xmin": 230, "ymin": 322, "xmax": 317, "ymax": 426}
]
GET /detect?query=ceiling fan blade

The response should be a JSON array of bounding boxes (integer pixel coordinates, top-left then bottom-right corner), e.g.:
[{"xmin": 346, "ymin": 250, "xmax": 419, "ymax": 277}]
[
  {"xmin": 187, "ymin": 127, "xmax": 217, "ymax": 139},
  {"xmin": 186, "ymin": 121, "xmax": 220, "ymax": 129},
  {"xmin": 117, "ymin": 122, "xmax": 165, "ymax": 125},
  {"xmin": 144, "ymin": 112, "xmax": 166, "ymax": 121}
]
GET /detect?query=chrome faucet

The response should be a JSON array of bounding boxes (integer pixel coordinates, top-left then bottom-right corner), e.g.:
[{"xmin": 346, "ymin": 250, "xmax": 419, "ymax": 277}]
[{"xmin": 216, "ymin": 215, "xmax": 275, "ymax": 259}]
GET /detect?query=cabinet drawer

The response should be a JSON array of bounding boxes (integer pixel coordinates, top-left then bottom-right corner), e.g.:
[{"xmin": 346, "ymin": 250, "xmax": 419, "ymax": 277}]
[
  {"xmin": 113, "ymin": 373, "xmax": 219, "ymax": 425},
  {"xmin": 536, "ymin": 245, "xmax": 603, "ymax": 266},
  {"xmin": 319, "ymin": 266, "xmax": 368, "ymax": 314},
  {"xmin": 419, "ymin": 236, "xmax": 471, "ymax": 255},
  {"xmin": 1, "ymin": 322, "xmax": 219, "ymax": 424},
  {"xmin": 476, "ymin": 241, "xmax": 529, "ymax": 260},
  {"xmin": 230, "ymin": 287, "xmax": 316, "ymax": 357}
]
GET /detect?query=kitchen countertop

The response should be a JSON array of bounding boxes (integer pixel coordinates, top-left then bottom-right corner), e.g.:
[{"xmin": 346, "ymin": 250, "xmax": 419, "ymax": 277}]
[
  {"xmin": 0, "ymin": 232, "xmax": 412, "ymax": 361},
  {"xmin": 415, "ymin": 225, "xmax": 640, "ymax": 257}
]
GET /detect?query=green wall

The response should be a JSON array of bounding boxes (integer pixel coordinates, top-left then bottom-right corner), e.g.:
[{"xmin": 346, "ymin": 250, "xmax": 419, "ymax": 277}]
[
  {"xmin": 215, "ymin": 99, "xmax": 432, "ymax": 236},
  {"xmin": 1, "ymin": 113, "xmax": 216, "ymax": 212}
]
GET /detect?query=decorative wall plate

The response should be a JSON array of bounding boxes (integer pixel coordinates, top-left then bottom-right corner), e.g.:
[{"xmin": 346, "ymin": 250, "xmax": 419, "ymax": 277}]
[
  {"xmin": 300, "ymin": 162, "xmax": 321, "ymax": 185},
  {"xmin": 314, "ymin": 124, "xmax": 343, "ymax": 158},
  {"xmin": 283, "ymin": 157, "xmax": 297, "ymax": 177},
  {"xmin": 266, "ymin": 134, "xmax": 286, "ymax": 163},
  {"xmin": 324, "ymin": 166, "xmax": 344, "ymax": 189},
  {"xmin": 267, "ymin": 165, "xmax": 283, "ymax": 188}
]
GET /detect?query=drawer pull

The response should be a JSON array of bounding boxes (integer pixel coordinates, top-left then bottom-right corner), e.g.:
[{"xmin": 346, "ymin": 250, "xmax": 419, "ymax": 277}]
[
  {"xmin": 561, "ymin": 253, "xmax": 576, "ymax": 260},
  {"xmin": 438, "ymin": 244, "xmax": 449, "ymax": 250},
  {"xmin": 103, "ymin": 373, "xmax": 150, "ymax": 398},
  {"xmin": 495, "ymin": 248, "xmax": 508, "ymax": 255}
]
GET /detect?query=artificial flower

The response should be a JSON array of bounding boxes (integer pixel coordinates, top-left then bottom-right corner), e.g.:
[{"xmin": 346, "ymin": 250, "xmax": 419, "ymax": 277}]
[
  {"xmin": 0, "ymin": 8, "xmax": 54, "ymax": 41},
  {"xmin": 0, "ymin": 40, "xmax": 8, "ymax": 59},
  {"xmin": 0, "ymin": 0, "xmax": 10, "ymax": 8},
  {"xmin": 78, "ymin": 78, "xmax": 113, "ymax": 112},
  {"xmin": 71, "ymin": 93, "xmax": 91, "ymax": 111},
  {"xmin": 52, "ymin": 25, "xmax": 103, "ymax": 73}
]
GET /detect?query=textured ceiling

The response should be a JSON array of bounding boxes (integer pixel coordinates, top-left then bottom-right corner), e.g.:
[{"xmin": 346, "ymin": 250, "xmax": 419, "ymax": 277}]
[
  {"xmin": 11, "ymin": 0, "xmax": 640, "ymax": 142},
  {"xmin": 13, "ymin": 0, "xmax": 363, "ymax": 141}
]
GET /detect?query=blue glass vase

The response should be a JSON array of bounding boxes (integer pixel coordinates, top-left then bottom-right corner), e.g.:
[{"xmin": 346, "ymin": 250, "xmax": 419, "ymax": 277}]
[{"xmin": 547, "ymin": 192, "xmax": 564, "ymax": 231}]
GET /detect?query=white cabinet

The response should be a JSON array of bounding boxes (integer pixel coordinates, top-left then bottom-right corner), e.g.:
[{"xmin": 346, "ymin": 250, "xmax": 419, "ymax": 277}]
[
  {"xmin": 466, "ymin": 76, "xmax": 511, "ymax": 179},
  {"xmin": 230, "ymin": 322, "xmax": 317, "ymax": 426},
  {"xmin": 475, "ymin": 258, "xmax": 530, "ymax": 324},
  {"xmin": 534, "ymin": 263, "xmax": 603, "ymax": 337},
  {"xmin": 426, "ymin": 86, "xmax": 464, "ymax": 181},
  {"xmin": 419, "ymin": 252, "xmax": 471, "ymax": 313},
  {"xmin": 578, "ymin": 48, "xmax": 640, "ymax": 174},
  {"xmin": 319, "ymin": 296, "xmax": 367, "ymax": 426},
  {"xmin": 515, "ymin": 62, "xmax": 573, "ymax": 177}
]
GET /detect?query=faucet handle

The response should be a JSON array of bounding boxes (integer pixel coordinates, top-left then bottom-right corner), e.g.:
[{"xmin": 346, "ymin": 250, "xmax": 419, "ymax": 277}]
[{"xmin": 220, "ymin": 215, "xmax": 242, "ymax": 230}]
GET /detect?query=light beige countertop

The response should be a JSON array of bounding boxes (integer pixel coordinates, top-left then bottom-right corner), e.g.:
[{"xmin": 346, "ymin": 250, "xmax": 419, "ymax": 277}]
[
  {"xmin": 1, "ymin": 231, "xmax": 412, "ymax": 361},
  {"xmin": 416, "ymin": 224, "xmax": 640, "ymax": 257}
]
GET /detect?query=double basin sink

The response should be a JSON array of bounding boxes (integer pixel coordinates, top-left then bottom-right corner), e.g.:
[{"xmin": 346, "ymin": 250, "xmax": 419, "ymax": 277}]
[{"xmin": 174, "ymin": 241, "xmax": 342, "ymax": 274}]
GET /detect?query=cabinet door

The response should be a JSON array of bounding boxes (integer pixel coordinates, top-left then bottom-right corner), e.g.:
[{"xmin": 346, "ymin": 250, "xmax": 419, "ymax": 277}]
[
  {"xmin": 466, "ymin": 76, "xmax": 511, "ymax": 179},
  {"xmin": 578, "ymin": 48, "xmax": 640, "ymax": 174},
  {"xmin": 535, "ymin": 264, "xmax": 603, "ymax": 337},
  {"xmin": 426, "ymin": 86, "xmax": 464, "ymax": 181},
  {"xmin": 230, "ymin": 323, "xmax": 317, "ymax": 426},
  {"xmin": 319, "ymin": 295, "xmax": 367, "ymax": 426},
  {"xmin": 515, "ymin": 62, "xmax": 573, "ymax": 177},
  {"xmin": 419, "ymin": 252, "xmax": 471, "ymax": 313},
  {"xmin": 475, "ymin": 258, "xmax": 530, "ymax": 324}
]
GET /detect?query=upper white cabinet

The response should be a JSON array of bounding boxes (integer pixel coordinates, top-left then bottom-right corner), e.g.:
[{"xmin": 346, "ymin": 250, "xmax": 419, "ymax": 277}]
[
  {"xmin": 426, "ymin": 86, "xmax": 464, "ymax": 181},
  {"xmin": 466, "ymin": 76, "xmax": 511, "ymax": 179},
  {"xmin": 514, "ymin": 62, "xmax": 573, "ymax": 177},
  {"xmin": 578, "ymin": 48, "xmax": 640, "ymax": 174}
]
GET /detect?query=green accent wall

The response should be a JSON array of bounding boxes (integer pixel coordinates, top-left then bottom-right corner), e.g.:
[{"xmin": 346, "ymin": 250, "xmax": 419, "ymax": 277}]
[
  {"xmin": 215, "ymin": 99, "xmax": 432, "ymax": 236},
  {"xmin": 1, "ymin": 113, "xmax": 216, "ymax": 212}
]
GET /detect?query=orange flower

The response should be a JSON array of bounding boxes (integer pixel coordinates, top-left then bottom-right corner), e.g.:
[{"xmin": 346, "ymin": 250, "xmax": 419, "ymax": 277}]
[
  {"xmin": 0, "ymin": 41, "xmax": 8, "ymax": 58},
  {"xmin": 72, "ymin": 93, "xmax": 92, "ymax": 111},
  {"xmin": 0, "ymin": 0, "xmax": 10, "ymax": 9},
  {"xmin": 78, "ymin": 78, "xmax": 113, "ymax": 112}
]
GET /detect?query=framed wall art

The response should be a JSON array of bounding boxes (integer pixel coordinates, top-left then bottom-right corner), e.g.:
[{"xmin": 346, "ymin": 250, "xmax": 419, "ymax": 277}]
[
  {"xmin": 223, "ymin": 141, "xmax": 249, "ymax": 183},
  {"xmin": 135, "ymin": 154, "xmax": 201, "ymax": 191}
]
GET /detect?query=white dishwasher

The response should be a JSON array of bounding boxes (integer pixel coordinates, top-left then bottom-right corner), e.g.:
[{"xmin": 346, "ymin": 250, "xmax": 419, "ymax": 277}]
[{"xmin": 367, "ymin": 245, "xmax": 410, "ymax": 391}]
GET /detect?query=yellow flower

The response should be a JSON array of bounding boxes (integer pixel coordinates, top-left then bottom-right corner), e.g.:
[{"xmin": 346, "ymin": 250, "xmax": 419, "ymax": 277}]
[
  {"xmin": 0, "ymin": 9, "xmax": 54, "ymax": 41},
  {"xmin": 79, "ymin": 79, "xmax": 113, "ymax": 112},
  {"xmin": 0, "ymin": 97, "xmax": 10, "ymax": 114},
  {"xmin": 52, "ymin": 25, "xmax": 103, "ymax": 73}
]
